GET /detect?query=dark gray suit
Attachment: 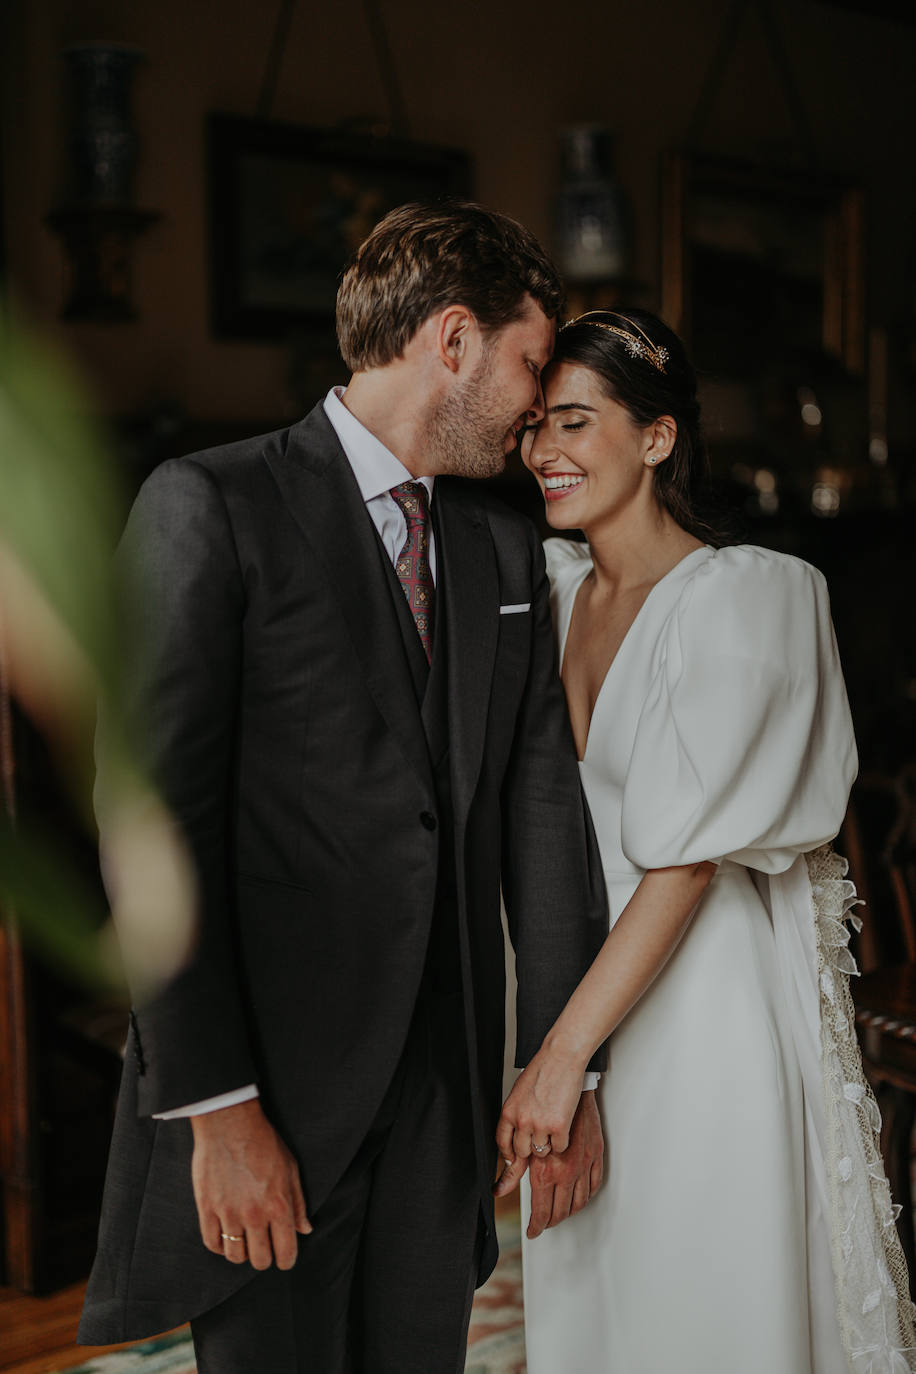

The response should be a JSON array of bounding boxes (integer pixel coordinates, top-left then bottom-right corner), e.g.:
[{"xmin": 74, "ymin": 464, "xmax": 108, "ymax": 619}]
[{"xmin": 79, "ymin": 403, "xmax": 607, "ymax": 1368}]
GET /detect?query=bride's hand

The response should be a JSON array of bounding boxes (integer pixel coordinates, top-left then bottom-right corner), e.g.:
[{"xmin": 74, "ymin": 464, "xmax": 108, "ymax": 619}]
[{"xmin": 494, "ymin": 1042, "xmax": 586, "ymax": 1167}]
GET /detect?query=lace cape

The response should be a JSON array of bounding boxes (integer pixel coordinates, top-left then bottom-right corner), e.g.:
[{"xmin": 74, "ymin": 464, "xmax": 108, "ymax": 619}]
[{"xmin": 774, "ymin": 846, "xmax": 916, "ymax": 1372}]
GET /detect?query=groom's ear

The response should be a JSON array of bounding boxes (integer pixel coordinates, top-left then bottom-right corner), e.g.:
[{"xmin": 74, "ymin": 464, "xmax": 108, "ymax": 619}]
[{"xmin": 435, "ymin": 304, "xmax": 479, "ymax": 375}]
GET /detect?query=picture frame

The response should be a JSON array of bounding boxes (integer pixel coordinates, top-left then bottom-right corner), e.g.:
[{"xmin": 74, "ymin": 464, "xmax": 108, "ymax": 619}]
[
  {"xmin": 660, "ymin": 151, "xmax": 866, "ymax": 379},
  {"xmin": 207, "ymin": 113, "xmax": 471, "ymax": 340}
]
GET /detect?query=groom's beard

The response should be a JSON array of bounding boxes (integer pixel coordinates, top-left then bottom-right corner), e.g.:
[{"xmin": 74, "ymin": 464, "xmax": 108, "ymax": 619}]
[{"xmin": 427, "ymin": 348, "xmax": 512, "ymax": 480}]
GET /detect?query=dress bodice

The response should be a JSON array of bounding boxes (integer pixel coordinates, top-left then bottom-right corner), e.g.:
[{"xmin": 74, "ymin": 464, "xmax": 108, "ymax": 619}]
[{"xmin": 545, "ymin": 538, "xmax": 857, "ymax": 881}]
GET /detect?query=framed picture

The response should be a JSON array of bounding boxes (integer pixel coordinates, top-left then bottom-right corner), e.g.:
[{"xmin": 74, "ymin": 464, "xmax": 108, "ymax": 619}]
[
  {"xmin": 208, "ymin": 113, "xmax": 471, "ymax": 340},
  {"xmin": 660, "ymin": 151, "xmax": 866, "ymax": 379},
  {"xmin": 658, "ymin": 149, "xmax": 871, "ymax": 510}
]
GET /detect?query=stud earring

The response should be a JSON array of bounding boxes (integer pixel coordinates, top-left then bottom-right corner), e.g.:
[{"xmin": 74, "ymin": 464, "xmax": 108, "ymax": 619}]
[{"xmin": 647, "ymin": 456, "xmax": 658, "ymax": 465}]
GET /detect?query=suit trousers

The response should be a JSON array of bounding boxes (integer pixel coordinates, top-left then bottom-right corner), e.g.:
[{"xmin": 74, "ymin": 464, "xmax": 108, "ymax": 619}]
[{"xmin": 190, "ymin": 956, "xmax": 483, "ymax": 1374}]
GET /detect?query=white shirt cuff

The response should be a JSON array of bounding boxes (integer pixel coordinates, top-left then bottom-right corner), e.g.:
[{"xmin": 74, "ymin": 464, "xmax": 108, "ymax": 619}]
[
  {"xmin": 152, "ymin": 1083, "xmax": 260, "ymax": 1120},
  {"xmin": 152, "ymin": 1071, "xmax": 597, "ymax": 1118}
]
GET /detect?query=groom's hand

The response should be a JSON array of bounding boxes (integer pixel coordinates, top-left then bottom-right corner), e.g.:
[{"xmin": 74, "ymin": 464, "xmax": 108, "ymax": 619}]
[
  {"xmin": 190, "ymin": 1098, "xmax": 311, "ymax": 1271},
  {"xmin": 525, "ymin": 1090, "xmax": 604, "ymax": 1239}
]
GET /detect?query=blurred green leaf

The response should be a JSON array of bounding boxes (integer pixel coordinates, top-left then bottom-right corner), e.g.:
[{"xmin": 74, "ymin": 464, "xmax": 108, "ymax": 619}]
[
  {"xmin": 0, "ymin": 304, "xmax": 135, "ymax": 987},
  {"xmin": 0, "ymin": 303, "xmax": 125, "ymax": 692},
  {"xmin": 0, "ymin": 815, "xmax": 118, "ymax": 988}
]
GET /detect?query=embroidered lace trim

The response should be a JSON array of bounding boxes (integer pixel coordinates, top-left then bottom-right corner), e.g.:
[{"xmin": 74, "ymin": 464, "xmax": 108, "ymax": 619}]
[{"xmin": 809, "ymin": 844, "xmax": 916, "ymax": 1371}]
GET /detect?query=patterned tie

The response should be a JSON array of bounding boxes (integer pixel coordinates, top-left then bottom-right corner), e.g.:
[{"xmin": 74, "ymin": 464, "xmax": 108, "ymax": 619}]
[{"xmin": 390, "ymin": 481, "xmax": 435, "ymax": 663}]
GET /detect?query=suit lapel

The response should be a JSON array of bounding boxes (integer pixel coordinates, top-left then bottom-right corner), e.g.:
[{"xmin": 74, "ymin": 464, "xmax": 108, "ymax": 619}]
[
  {"xmin": 435, "ymin": 481, "xmax": 499, "ymax": 825},
  {"xmin": 265, "ymin": 405, "xmax": 433, "ymax": 793}
]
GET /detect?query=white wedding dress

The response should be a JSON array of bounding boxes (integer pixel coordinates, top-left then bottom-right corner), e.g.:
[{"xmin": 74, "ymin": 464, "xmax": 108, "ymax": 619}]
[{"xmin": 521, "ymin": 540, "xmax": 916, "ymax": 1374}]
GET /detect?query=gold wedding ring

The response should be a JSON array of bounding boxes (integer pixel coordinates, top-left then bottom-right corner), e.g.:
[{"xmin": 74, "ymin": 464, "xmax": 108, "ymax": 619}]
[{"xmin": 220, "ymin": 1231, "xmax": 245, "ymax": 1243}]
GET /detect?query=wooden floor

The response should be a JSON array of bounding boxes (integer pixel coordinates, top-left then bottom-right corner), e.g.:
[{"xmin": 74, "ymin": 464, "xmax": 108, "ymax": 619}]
[{"xmin": 0, "ymin": 1280, "xmax": 176, "ymax": 1374}]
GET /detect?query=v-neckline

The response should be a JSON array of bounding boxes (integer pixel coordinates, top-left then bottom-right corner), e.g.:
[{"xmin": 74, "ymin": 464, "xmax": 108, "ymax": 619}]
[{"xmin": 558, "ymin": 545, "xmax": 711, "ymax": 763}]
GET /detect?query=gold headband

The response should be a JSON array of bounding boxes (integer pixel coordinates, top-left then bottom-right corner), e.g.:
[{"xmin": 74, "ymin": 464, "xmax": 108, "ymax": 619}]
[{"xmin": 566, "ymin": 312, "xmax": 669, "ymax": 375}]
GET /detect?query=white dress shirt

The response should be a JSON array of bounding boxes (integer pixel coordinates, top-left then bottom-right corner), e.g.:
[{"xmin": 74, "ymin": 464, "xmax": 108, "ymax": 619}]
[
  {"xmin": 322, "ymin": 385, "xmax": 437, "ymax": 582},
  {"xmin": 153, "ymin": 388, "xmax": 595, "ymax": 1120}
]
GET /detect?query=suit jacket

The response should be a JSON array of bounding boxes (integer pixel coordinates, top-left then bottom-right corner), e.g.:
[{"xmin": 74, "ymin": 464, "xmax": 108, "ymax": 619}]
[{"xmin": 79, "ymin": 402, "xmax": 607, "ymax": 1343}]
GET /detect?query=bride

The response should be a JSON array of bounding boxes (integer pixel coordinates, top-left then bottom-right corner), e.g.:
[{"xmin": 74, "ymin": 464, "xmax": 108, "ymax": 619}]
[{"xmin": 494, "ymin": 308, "xmax": 916, "ymax": 1373}]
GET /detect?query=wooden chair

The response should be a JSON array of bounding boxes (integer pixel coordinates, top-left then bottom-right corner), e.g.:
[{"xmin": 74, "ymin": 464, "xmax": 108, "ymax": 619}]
[{"xmin": 843, "ymin": 768, "xmax": 916, "ymax": 971}]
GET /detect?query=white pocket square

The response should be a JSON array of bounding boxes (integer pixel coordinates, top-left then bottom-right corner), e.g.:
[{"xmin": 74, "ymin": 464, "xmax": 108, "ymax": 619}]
[{"xmin": 499, "ymin": 603, "xmax": 530, "ymax": 615}]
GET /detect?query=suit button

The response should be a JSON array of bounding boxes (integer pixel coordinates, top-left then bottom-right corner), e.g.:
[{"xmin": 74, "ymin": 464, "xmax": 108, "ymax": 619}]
[{"xmin": 420, "ymin": 811, "xmax": 437, "ymax": 831}]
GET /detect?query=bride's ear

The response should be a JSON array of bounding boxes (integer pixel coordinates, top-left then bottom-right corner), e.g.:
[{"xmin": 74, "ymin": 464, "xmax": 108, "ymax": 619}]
[{"xmin": 644, "ymin": 416, "xmax": 677, "ymax": 468}]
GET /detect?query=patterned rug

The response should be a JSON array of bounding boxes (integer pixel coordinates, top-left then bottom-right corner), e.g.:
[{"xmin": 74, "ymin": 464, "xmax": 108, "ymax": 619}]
[
  {"xmin": 465, "ymin": 1208, "xmax": 525, "ymax": 1374},
  {"xmin": 53, "ymin": 1211, "xmax": 525, "ymax": 1374}
]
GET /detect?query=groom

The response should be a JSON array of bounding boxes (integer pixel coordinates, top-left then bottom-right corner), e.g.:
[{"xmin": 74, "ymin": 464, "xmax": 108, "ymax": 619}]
[{"xmin": 79, "ymin": 200, "xmax": 607, "ymax": 1373}]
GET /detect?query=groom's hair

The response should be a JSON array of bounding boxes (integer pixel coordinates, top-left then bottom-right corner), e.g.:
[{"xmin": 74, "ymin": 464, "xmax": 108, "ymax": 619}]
[{"xmin": 336, "ymin": 200, "xmax": 564, "ymax": 371}]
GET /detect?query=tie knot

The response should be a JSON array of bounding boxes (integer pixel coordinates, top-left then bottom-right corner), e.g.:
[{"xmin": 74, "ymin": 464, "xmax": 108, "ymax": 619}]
[{"xmin": 390, "ymin": 481, "xmax": 430, "ymax": 524}]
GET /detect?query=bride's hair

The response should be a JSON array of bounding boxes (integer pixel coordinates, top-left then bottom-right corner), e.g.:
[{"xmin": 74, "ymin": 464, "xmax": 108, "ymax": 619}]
[{"xmin": 554, "ymin": 308, "xmax": 731, "ymax": 547}]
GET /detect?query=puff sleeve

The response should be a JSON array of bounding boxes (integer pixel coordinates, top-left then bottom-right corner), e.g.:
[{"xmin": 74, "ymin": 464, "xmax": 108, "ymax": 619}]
[
  {"xmin": 543, "ymin": 536, "xmax": 591, "ymax": 581},
  {"xmin": 620, "ymin": 546, "xmax": 857, "ymax": 875}
]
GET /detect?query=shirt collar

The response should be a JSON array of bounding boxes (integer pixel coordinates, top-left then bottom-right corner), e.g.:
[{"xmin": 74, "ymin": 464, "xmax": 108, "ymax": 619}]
[{"xmin": 323, "ymin": 386, "xmax": 435, "ymax": 506}]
